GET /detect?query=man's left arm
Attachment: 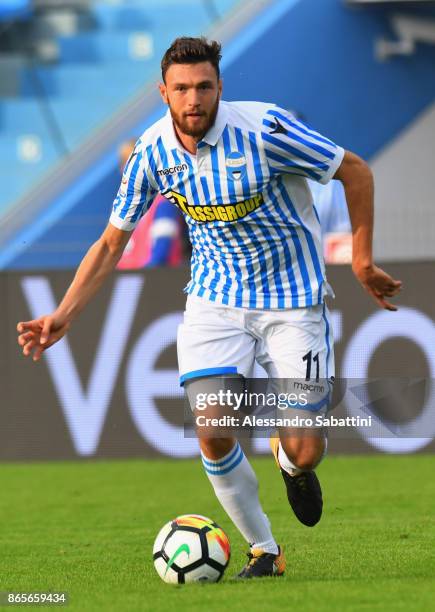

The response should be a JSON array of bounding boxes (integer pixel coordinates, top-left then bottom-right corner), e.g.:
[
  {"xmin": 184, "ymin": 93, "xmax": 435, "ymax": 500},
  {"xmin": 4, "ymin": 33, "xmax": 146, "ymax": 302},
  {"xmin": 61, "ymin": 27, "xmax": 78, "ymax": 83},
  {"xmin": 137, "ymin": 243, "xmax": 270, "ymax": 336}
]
[{"xmin": 334, "ymin": 151, "xmax": 402, "ymax": 311}]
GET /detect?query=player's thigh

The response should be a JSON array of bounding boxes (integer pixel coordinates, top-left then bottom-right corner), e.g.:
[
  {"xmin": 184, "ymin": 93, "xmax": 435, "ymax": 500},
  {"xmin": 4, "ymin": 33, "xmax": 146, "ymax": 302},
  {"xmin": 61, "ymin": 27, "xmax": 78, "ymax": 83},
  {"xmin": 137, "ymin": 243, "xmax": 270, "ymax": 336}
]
[{"xmin": 177, "ymin": 295, "xmax": 255, "ymax": 386}]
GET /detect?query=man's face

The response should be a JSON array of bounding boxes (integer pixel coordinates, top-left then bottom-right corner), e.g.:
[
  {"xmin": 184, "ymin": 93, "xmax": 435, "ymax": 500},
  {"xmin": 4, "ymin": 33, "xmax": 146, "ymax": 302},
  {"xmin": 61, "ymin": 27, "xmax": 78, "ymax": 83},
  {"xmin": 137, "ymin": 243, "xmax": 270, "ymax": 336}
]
[{"xmin": 159, "ymin": 62, "xmax": 222, "ymax": 140}]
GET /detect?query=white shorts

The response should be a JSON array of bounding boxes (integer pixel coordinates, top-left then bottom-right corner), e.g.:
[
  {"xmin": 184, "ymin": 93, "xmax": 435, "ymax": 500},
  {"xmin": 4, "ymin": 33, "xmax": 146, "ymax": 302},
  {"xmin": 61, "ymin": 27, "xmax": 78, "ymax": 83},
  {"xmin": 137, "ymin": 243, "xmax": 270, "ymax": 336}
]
[{"xmin": 177, "ymin": 295, "xmax": 334, "ymax": 415}]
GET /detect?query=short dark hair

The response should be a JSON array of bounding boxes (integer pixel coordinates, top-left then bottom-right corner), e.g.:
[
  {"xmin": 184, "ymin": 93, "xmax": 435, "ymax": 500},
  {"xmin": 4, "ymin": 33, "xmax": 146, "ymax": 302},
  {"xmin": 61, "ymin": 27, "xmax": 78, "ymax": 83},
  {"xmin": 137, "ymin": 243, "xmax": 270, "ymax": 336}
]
[{"xmin": 161, "ymin": 36, "xmax": 222, "ymax": 82}]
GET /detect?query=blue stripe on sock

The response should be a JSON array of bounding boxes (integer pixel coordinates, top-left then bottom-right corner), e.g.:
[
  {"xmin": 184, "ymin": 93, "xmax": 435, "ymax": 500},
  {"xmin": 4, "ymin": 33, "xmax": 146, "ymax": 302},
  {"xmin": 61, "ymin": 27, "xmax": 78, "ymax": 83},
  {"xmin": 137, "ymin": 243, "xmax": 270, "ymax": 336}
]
[
  {"xmin": 202, "ymin": 445, "xmax": 244, "ymax": 476},
  {"xmin": 201, "ymin": 442, "xmax": 240, "ymax": 468}
]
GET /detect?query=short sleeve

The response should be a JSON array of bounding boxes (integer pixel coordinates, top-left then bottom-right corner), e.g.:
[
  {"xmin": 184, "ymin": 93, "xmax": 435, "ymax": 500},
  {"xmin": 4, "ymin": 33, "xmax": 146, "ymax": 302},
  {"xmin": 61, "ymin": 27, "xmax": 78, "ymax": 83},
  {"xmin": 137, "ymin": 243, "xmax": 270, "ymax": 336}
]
[
  {"xmin": 110, "ymin": 141, "xmax": 157, "ymax": 231},
  {"xmin": 261, "ymin": 107, "xmax": 344, "ymax": 184}
]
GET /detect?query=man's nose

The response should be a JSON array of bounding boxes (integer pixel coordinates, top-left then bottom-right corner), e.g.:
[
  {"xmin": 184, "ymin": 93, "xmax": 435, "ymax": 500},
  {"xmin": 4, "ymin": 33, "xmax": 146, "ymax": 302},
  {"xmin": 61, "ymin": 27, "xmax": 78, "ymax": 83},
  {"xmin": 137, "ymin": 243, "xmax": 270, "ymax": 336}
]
[{"xmin": 186, "ymin": 88, "xmax": 201, "ymax": 106}]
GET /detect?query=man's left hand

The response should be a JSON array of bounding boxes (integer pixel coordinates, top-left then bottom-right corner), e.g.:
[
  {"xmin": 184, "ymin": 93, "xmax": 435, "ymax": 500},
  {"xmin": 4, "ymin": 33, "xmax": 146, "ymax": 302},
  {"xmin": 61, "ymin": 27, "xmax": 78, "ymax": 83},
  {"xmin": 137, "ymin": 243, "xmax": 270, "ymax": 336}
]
[{"xmin": 353, "ymin": 263, "xmax": 402, "ymax": 311}]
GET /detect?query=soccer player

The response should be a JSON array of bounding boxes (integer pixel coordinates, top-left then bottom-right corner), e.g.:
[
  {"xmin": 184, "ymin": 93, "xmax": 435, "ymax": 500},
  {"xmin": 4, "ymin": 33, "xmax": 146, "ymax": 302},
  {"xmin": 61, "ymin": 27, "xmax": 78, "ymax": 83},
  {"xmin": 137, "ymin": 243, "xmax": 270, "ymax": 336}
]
[{"xmin": 17, "ymin": 37, "xmax": 402, "ymax": 579}]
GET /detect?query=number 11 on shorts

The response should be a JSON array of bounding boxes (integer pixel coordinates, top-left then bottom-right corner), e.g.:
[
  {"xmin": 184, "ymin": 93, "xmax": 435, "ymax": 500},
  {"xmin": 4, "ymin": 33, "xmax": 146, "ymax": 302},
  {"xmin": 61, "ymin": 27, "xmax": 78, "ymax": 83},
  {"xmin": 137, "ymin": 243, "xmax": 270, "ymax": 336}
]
[{"xmin": 302, "ymin": 350, "xmax": 320, "ymax": 382}]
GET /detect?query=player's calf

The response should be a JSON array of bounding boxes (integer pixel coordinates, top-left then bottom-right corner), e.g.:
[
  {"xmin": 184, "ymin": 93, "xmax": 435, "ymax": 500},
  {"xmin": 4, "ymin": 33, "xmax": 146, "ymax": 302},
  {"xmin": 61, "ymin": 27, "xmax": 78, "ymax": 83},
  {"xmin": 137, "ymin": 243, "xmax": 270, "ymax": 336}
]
[
  {"xmin": 199, "ymin": 436, "xmax": 237, "ymax": 461},
  {"xmin": 279, "ymin": 433, "xmax": 326, "ymax": 473},
  {"xmin": 201, "ymin": 439, "xmax": 280, "ymax": 560}
]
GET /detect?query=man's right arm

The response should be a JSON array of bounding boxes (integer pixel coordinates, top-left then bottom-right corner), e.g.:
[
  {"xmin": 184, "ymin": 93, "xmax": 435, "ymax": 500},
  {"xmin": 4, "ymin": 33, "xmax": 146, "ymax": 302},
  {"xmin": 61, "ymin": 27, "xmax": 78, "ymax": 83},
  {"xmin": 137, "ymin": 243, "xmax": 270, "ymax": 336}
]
[{"xmin": 17, "ymin": 223, "xmax": 131, "ymax": 361}]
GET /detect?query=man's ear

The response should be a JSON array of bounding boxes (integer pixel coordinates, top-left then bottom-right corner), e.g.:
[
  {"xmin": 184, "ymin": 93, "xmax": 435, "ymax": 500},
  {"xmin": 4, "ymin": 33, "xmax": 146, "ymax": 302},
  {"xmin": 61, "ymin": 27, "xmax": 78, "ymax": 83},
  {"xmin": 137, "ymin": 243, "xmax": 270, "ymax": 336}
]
[
  {"xmin": 159, "ymin": 82, "xmax": 169, "ymax": 105},
  {"xmin": 218, "ymin": 78, "xmax": 223, "ymax": 97}
]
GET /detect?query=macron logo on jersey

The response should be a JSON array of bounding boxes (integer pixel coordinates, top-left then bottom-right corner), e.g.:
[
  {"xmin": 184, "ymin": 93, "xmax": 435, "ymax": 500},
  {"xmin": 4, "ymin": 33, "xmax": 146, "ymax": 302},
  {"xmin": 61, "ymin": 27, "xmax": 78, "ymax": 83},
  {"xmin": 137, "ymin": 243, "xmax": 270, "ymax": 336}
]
[{"xmin": 157, "ymin": 163, "xmax": 188, "ymax": 177}]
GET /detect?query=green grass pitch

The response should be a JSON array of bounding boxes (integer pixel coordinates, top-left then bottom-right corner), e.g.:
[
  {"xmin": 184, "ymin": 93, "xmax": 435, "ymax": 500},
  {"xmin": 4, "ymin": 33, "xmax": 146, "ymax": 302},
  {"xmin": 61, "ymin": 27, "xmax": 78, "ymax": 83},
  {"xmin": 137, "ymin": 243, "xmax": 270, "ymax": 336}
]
[{"xmin": 1, "ymin": 455, "xmax": 434, "ymax": 611}]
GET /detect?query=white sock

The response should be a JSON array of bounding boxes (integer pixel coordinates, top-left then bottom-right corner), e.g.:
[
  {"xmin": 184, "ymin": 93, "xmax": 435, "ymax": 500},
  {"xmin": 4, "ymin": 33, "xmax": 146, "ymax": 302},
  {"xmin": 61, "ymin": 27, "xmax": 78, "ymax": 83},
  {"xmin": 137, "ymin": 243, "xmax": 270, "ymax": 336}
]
[
  {"xmin": 202, "ymin": 442, "xmax": 278, "ymax": 554},
  {"xmin": 278, "ymin": 438, "xmax": 328, "ymax": 476}
]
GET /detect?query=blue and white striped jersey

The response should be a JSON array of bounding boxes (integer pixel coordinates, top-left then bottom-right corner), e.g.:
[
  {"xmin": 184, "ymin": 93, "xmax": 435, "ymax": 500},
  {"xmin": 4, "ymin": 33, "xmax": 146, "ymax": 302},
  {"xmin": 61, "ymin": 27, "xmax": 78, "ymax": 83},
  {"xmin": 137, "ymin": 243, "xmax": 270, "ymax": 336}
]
[{"xmin": 110, "ymin": 101, "xmax": 345, "ymax": 309}]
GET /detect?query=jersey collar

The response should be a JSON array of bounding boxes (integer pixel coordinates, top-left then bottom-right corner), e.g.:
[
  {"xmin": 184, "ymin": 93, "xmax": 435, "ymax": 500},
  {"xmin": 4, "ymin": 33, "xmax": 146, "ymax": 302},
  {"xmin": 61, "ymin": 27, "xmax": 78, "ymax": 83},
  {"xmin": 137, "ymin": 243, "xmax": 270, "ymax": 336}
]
[{"xmin": 162, "ymin": 101, "xmax": 228, "ymax": 151}]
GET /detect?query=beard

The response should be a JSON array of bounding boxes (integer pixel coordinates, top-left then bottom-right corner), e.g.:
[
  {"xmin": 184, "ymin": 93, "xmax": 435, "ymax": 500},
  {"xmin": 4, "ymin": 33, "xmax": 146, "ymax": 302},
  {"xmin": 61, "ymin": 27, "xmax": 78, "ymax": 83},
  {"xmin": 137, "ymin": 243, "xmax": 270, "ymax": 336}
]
[{"xmin": 169, "ymin": 96, "xmax": 220, "ymax": 139}]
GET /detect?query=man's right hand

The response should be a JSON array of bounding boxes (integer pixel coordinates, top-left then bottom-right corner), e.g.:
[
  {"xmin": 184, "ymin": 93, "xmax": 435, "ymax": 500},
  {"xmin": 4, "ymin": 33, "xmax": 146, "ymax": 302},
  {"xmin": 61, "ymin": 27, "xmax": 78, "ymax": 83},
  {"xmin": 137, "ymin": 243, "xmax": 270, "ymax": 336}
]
[
  {"xmin": 16, "ymin": 224, "xmax": 131, "ymax": 363},
  {"xmin": 17, "ymin": 314, "xmax": 70, "ymax": 361}
]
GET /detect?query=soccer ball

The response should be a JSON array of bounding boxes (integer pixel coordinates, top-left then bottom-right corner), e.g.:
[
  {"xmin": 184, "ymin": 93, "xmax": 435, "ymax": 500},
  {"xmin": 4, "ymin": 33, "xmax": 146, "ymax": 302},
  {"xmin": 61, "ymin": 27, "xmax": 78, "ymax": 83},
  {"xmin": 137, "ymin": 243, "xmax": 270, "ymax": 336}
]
[{"xmin": 153, "ymin": 514, "xmax": 231, "ymax": 584}]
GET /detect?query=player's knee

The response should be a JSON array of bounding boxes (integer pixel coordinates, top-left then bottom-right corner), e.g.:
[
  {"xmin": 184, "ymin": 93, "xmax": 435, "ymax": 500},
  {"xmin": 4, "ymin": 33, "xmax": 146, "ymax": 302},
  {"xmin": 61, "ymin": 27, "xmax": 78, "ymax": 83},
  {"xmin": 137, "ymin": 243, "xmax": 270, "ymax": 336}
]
[{"xmin": 199, "ymin": 437, "xmax": 236, "ymax": 461}]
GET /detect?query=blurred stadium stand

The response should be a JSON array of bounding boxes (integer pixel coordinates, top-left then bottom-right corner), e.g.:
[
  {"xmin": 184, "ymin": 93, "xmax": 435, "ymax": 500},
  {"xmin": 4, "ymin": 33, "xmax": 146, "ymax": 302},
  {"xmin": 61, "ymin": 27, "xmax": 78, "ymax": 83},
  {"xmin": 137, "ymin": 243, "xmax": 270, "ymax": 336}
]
[
  {"xmin": 0, "ymin": 0, "xmax": 242, "ymax": 213},
  {"xmin": 0, "ymin": 0, "xmax": 435, "ymax": 268},
  {"xmin": 0, "ymin": 0, "xmax": 268, "ymax": 267},
  {"xmin": 0, "ymin": 0, "xmax": 32, "ymax": 21}
]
